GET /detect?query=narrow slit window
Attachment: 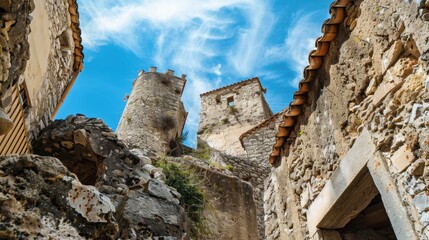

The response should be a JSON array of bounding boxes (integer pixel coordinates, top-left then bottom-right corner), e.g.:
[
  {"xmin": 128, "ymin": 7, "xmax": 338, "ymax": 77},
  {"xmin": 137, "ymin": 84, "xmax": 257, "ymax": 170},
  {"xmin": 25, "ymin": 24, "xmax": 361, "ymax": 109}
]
[
  {"xmin": 18, "ymin": 82, "xmax": 31, "ymax": 111},
  {"xmin": 227, "ymin": 96, "xmax": 234, "ymax": 107}
]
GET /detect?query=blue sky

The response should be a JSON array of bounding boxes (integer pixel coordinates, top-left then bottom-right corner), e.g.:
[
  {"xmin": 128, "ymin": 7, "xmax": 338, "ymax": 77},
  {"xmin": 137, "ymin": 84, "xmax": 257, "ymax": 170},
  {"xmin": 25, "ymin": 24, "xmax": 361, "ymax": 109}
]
[{"xmin": 57, "ymin": 0, "xmax": 332, "ymax": 146}]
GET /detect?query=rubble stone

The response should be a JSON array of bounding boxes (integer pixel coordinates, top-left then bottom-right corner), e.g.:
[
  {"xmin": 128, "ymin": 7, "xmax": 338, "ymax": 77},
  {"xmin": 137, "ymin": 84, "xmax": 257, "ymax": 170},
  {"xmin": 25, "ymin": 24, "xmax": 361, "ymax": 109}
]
[{"xmin": 33, "ymin": 115, "xmax": 189, "ymax": 239}]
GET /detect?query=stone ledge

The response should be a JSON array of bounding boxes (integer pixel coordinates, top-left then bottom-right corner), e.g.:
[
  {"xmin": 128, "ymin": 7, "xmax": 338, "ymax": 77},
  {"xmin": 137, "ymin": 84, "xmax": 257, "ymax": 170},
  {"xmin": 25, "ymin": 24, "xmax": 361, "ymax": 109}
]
[{"xmin": 307, "ymin": 129, "xmax": 376, "ymax": 236}]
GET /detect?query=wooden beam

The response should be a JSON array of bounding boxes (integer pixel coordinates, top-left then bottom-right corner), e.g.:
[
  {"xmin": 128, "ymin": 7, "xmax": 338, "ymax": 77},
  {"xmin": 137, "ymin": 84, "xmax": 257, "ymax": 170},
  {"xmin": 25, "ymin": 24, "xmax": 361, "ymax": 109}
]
[{"xmin": 313, "ymin": 230, "xmax": 342, "ymax": 240}]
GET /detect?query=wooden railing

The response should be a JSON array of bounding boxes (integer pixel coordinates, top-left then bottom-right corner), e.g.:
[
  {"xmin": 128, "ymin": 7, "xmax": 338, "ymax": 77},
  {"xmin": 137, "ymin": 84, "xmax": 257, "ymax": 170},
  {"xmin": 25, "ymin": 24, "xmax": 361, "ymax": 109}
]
[{"xmin": 0, "ymin": 85, "xmax": 30, "ymax": 155}]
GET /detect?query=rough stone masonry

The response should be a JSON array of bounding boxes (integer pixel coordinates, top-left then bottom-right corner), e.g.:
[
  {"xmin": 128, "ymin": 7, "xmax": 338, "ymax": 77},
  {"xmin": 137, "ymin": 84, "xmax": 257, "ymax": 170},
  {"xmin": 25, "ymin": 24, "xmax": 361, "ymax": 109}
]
[
  {"xmin": 117, "ymin": 67, "xmax": 187, "ymax": 157},
  {"xmin": 264, "ymin": 0, "xmax": 429, "ymax": 239}
]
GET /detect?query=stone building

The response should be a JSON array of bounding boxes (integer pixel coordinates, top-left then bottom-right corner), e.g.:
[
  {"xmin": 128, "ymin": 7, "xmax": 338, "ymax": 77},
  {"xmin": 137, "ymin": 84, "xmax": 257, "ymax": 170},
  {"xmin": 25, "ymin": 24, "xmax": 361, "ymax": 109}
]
[
  {"xmin": 198, "ymin": 77, "xmax": 272, "ymax": 157},
  {"xmin": 0, "ymin": 0, "xmax": 83, "ymax": 155},
  {"xmin": 197, "ymin": 78, "xmax": 273, "ymax": 239},
  {"xmin": 117, "ymin": 67, "xmax": 188, "ymax": 156},
  {"xmin": 263, "ymin": 0, "xmax": 429, "ymax": 239},
  {"xmin": 240, "ymin": 110, "xmax": 286, "ymax": 166}
]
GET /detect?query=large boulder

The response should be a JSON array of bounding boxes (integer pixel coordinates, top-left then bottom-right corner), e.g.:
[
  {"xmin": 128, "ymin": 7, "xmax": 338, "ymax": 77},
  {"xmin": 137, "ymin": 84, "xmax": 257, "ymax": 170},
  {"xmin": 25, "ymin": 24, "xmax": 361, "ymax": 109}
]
[
  {"xmin": 33, "ymin": 114, "xmax": 189, "ymax": 239},
  {"xmin": 0, "ymin": 154, "xmax": 118, "ymax": 239},
  {"xmin": 34, "ymin": 114, "xmax": 124, "ymax": 185}
]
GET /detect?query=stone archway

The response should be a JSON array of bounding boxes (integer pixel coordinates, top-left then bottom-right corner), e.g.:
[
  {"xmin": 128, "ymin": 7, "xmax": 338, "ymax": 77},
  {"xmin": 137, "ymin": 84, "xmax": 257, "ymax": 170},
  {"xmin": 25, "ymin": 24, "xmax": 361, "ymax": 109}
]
[{"xmin": 307, "ymin": 130, "xmax": 418, "ymax": 240}]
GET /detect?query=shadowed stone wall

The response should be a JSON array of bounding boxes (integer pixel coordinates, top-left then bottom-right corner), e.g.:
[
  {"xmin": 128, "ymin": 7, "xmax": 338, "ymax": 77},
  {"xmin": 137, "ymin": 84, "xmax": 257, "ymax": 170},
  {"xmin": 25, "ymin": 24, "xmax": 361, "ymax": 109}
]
[{"xmin": 239, "ymin": 112, "xmax": 283, "ymax": 239}]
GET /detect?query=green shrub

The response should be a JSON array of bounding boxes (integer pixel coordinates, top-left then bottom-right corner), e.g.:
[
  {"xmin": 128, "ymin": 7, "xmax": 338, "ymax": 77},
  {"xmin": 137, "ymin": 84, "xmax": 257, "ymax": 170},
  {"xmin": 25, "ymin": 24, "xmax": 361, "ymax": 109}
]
[
  {"xmin": 208, "ymin": 161, "xmax": 234, "ymax": 172},
  {"xmin": 154, "ymin": 113, "xmax": 176, "ymax": 131},
  {"xmin": 154, "ymin": 160, "xmax": 207, "ymax": 236},
  {"xmin": 192, "ymin": 139, "xmax": 211, "ymax": 160}
]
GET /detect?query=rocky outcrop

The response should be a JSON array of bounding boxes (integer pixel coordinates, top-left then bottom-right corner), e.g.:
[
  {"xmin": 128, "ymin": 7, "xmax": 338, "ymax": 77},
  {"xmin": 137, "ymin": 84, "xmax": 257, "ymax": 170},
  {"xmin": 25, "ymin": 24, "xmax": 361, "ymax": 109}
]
[
  {"xmin": 33, "ymin": 114, "xmax": 189, "ymax": 239},
  {"xmin": 0, "ymin": 154, "xmax": 118, "ymax": 239},
  {"xmin": 34, "ymin": 114, "xmax": 124, "ymax": 185}
]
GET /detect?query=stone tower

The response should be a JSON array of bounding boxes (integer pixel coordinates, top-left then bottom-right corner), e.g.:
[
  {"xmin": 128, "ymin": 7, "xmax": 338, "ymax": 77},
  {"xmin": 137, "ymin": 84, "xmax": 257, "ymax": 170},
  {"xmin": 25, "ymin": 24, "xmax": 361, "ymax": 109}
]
[
  {"xmin": 198, "ymin": 77, "xmax": 272, "ymax": 156},
  {"xmin": 117, "ymin": 67, "xmax": 188, "ymax": 156}
]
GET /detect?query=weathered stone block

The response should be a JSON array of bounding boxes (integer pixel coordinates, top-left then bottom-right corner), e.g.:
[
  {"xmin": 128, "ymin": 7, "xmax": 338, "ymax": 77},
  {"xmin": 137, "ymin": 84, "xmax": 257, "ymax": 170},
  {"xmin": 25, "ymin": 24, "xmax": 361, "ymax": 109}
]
[
  {"xmin": 122, "ymin": 190, "xmax": 187, "ymax": 238},
  {"xmin": 146, "ymin": 179, "xmax": 175, "ymax": 202},
  {"xmin": 67, "ymin": 179, "xmax": 116, "ymax": 223},
  {"xmin": 381, "ymin": 41, "xmax": 403, "ymax": 74},
  {"xmin": 372, "ymin": 74, "xmax": 402, "ymax": 106},
  {"xmin": 365, "ymin": 76, "xmax": 379, "ymax": 96},
  {"xmin": 390, "ymin": 144, "xmax": 415, "ymax": 173},
  {"xmin": 413, "ymin": 193, "xmax": 429, "ymax": 213},
  {"xmin": 73, "ymin": 129, "xmax": 87, "ymax": 146}
]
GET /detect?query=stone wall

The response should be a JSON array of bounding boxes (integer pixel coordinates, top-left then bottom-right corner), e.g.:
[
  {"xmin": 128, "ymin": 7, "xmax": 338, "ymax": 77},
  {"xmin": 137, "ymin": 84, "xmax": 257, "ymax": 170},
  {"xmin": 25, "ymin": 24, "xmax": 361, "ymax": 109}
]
[
  {"xmin": 238, "ymin": 112, "xmax": 283, "ymax": 239},
  {"xmin": 25, "ymin": 0, "xmax": 80, "ymax": 144},
  {"xmin": 242, "ymin": 112, "xmax": 284, "ymax": 165},
  {"xmin": 0, "ymin": 0, "xmax": 33, "ymax": 109},
  {"xmin": 167, "ymin": 155, "xmax": 259, "ymax": 240},
  {"xmin": 210, "ymin": 151, "xmax": 268, "ymax": 240},
  {"xmin": 0, "ymin": 0, "xmax": 82, "ymax": 148},
  {"xmin": 117, "ymin": 67, "xmax": 187, "ymax": 156},
  {"xmin": 198, "ymin": 78, "xmax": 272, "ymax": 157},
  {"xmin": 265, "ymin": 0, "xmax": 429, "ymax": 239}
]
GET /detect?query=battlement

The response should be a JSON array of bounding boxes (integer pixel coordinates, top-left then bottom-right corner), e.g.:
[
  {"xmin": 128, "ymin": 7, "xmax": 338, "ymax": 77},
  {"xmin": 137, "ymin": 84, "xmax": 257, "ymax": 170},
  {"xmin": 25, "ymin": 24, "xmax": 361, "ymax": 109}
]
[
  {"xmin": 139, "ymin": 67, "xmax": 187, "ymax": 80},
  {"xmin": 135, "ymin": 67, "xmax": 187, "ymax": 96}
]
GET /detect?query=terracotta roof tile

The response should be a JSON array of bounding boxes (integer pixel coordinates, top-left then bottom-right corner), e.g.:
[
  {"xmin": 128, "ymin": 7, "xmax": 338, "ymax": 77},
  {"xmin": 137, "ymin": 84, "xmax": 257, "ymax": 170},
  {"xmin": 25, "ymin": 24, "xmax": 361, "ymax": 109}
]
[
  {"xmin": 68, "ymin": 0, "xmax": 84, "ymax": 71},
  {"xmin": 268, "ymin": 0, "xmax": 350, "ymax": 165}
]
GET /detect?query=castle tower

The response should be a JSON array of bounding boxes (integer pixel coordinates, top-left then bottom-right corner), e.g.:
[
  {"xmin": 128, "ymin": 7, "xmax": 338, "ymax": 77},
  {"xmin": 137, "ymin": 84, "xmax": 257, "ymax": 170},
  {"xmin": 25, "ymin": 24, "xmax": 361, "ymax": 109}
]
[
  {"xmin": 198, "ymin": 77, "xmax": 272, "ymax": 156},
  {"xmin": 117, "ymin": 67, "xmax": 188, "ymax": 156}
]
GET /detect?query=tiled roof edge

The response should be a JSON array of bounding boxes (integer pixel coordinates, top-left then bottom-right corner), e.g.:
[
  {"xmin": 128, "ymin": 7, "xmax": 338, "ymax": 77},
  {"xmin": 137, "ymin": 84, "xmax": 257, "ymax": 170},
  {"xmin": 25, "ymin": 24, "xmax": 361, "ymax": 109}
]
[
  {"xmin": 68, "ymin": 0, "xmax": 84, "ymax": 71},
  {"xmin": 200, "ymin": 77, "xmax": 261, "ymax": 97},
  {"xmin": 268, "ymin": 0, "xmax": 350, "ymax": 165},
  {"xmin": 239, "ymin": 108, "xmax": 287, "ymax": 144}
]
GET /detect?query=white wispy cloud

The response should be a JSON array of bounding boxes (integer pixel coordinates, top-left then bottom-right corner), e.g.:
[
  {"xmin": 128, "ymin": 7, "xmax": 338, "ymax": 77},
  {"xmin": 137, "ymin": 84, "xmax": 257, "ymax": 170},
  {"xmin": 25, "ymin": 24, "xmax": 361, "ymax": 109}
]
[
  {"xmin": 211, "ymin": 64, "xmax": 222, "ymax": 76},
  {"xmin": 78, "ymin": 1, "xmax": 332, "ymax": 146},
  {"xmin": 79, "ymin": 0, "xmax": 252, "ymax": 54},
  {"xmin": 79, "ymin": 0, "xmax": 277, "ymax": 146},
  {"xmin": 264, "ymin": 11, "xmax": 327, "ymax": 86},
  {"xmin": 228, "ymin": 3, "xmax": 275, "ymax": 76}
]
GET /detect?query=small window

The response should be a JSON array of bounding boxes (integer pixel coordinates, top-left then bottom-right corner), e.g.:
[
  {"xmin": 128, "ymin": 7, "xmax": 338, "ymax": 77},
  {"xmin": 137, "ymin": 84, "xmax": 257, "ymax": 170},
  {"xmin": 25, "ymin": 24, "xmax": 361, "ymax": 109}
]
[
  {"xmin": 227, "ymin": 96, "xmax": 234, "ymax": 107},
  {"xmin": 18, "ymin": 82, "xmax": 31, "ymax": 111}
]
